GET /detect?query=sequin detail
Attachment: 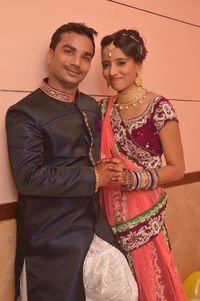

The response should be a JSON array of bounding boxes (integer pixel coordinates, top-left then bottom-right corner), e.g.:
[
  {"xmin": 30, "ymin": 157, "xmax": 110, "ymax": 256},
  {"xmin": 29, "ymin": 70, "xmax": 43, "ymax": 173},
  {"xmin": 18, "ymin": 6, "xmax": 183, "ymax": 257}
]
[
  {"xmin": 40, "ymin": 79, "xmax": 74, "ymax": 102},
  {"xmin": 82, "ymin": 112, "xmax": 95, "ymax": 166},
  {"xmin": 110, "ymin": 96, "xmax": 177, "ymax": 169},
  {"xmin": 112, "ymin": 194, "xmax": 167, "ymax": 251}
]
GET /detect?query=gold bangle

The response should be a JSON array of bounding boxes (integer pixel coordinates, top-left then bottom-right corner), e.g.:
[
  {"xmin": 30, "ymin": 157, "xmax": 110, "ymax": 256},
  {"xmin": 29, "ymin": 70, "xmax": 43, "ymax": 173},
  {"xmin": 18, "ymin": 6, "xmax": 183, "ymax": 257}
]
[
  {"xmin": 94, "ymin": 168, "xmax": 99, "ymax": 193},
  {"xmin": 141, "ymin": 170, "xmax": 148, "ymax": 189}
]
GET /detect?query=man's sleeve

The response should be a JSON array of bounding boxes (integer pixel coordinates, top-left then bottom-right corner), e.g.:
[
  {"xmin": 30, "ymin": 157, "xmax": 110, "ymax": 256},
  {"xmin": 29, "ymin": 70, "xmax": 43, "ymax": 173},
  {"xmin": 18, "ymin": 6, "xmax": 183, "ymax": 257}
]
[{"xmin": 6, "ymin": 106, "xmax": 96, "ymax": 198}]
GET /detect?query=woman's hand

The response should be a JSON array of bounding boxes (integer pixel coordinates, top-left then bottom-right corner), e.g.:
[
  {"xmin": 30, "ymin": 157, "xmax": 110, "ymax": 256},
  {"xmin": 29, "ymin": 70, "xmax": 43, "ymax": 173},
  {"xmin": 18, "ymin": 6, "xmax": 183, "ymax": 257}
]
[{"xmin": 95, "ymin": 157, "xmax": 128, "ymax": 187}]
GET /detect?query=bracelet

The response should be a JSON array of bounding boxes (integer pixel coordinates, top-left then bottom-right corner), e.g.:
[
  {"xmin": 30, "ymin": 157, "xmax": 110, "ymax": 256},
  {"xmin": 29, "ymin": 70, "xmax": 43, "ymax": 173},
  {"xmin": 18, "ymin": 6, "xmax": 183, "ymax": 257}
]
[
  {"xmin": 122, "ymin": 170, "xmax": 133, "ymax": 191},
  {"xmin": 152, "ymin": 169, "xmax": 160, "ymax": 188},
  {"xmin": 133, "ymin": 171, "xmax": 138, "ymax": 190},
  {"xmin": 133, "ymin": 170, "xmax": 153, "ymax": 191},
  {"xmin": 94, "ymin": 168, "xmax": 99, "ymax": 193},
  {"xmin": 145, "ymin": 170, "xmax": 153, "ymax": 190},
  {"xmin": 144, "ymin": 169, "xmax": 160, "ymax": 190},
  {"xmin": 121, "ymin": 169, "xmax": 160, "ymax": 192},
  {"xmin": 140, "ymin": 170, "xmax": 148, "ymax": 189},
  {"xmin": 134, "ymin": 170, "xmax": 142, "ymax": 191}
]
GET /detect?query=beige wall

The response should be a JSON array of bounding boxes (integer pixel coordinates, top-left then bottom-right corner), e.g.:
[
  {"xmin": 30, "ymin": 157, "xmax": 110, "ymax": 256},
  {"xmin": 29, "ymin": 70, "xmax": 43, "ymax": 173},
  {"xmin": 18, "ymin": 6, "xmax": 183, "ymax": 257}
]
[
  {"xmin": 166, "ymin": 183, "xmax": 200, "ymax": 281},
  {"xmin": 0, "ymin": 0, "xmax": 200, "ymax": 299},
  {"xmin": 0, "ymin": 220, "xmax": 16, "ymax": 300},
  {"xmin": 1, "ymin": 0, "xmax": 200, "ymax": 205}
]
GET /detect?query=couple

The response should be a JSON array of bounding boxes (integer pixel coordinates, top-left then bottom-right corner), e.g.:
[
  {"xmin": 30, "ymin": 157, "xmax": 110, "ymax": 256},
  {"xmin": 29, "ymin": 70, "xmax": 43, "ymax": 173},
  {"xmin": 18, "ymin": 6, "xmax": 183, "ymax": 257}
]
[{"xmin": 6, "ymin": 22, "xmax": 187, "ymax": 301}]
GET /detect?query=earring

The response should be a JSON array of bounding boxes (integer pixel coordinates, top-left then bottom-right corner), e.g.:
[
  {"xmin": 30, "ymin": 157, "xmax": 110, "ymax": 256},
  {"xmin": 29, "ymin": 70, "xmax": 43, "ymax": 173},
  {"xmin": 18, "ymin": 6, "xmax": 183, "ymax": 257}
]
[
  {"xmin": 106, "ymin": 82, "xmax": 111, "ymax": 95},
  {"xmin": 135, "ymin": 73, "xmax": 142, "ymax": 87}
]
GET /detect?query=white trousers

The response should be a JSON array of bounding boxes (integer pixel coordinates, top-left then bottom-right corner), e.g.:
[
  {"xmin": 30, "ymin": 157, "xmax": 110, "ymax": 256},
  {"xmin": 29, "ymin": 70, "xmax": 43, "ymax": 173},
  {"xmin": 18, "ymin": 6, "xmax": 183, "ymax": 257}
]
[{"xmin": 21, "ymin": 234, "xmax": 138, "ymax": 301}]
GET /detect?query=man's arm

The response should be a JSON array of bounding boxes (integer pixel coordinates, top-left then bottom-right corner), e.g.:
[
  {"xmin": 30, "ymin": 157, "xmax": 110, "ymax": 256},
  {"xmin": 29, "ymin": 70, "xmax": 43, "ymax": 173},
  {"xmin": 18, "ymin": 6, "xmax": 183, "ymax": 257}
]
[{"xmin": 6, "ymin": 106, "xmax": 96, "ymax": 198}]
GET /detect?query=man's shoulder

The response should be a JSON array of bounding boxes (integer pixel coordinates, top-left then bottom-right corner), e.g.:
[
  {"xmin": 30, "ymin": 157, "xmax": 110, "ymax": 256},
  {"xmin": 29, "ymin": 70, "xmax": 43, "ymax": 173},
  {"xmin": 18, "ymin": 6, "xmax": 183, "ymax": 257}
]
[
  {"xmin": 79, "ymin": 92, "xmax": 99, "ymax": 111},
  {"xmin": 8, "ymin": 88, "xmax": 42, "ymax": 111},
  {"xmin": 6, "ymin": 88, "xmax": 56, "ymax": 124}
]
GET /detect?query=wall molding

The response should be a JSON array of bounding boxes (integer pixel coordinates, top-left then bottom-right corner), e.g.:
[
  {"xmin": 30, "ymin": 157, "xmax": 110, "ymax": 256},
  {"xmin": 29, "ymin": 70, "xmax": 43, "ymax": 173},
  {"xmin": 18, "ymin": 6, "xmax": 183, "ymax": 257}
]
[
  {"xmin": 0, "ymin": 171, "xmax": 199, "ymax": 222},
  {"xmin": 1, "ymin": 90, "xmax": 200, "ymax": 103},
  {"xmin": 0, "ymin": 202, "xmax": 17, "ymax": 222},
  {"xmin": 107, "ymin": 0, "xmax": 200, "ymax": 28},
  {"xmin": 164, "ymin": 171, "xmax": 200, "ymax": 188}
]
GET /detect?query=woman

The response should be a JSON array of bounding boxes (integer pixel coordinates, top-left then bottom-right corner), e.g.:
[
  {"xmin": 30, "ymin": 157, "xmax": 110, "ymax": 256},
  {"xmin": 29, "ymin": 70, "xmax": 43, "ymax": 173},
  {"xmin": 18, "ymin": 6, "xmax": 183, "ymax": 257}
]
[{"xmin": 98, "ymin": 29, "xmax": 187, "ymax": 300}]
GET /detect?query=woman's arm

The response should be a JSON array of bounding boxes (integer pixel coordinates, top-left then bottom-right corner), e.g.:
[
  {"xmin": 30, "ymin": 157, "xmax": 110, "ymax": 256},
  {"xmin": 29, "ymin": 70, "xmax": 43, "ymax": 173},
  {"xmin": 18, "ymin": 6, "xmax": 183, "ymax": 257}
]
[{"xmin": 157, "ymin": 120, "xmax": 185, "ymax": 185}]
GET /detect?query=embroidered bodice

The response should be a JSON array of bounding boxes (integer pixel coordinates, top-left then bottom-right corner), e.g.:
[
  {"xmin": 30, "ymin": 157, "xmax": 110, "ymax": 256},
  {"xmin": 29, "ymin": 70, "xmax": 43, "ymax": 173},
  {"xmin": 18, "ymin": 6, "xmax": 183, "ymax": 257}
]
[{"xmin": 109, "ymin": 95, "xmax": 178, "ymax": 169}]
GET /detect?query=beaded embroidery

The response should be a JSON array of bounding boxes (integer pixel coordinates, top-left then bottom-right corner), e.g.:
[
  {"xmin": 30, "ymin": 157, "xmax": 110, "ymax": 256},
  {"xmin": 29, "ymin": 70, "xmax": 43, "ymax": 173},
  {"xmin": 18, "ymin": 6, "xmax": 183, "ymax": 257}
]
[
  {"xmin": 110, "ymin": 95, "xmax": 177, "ymax": 169},
  {"xmin": 112, "ymin": 194, "xmax": 167, "ymax": 251},
  {"xmin": 40, "ymin": 79, "xmax": 74, "ymax": 102},
  {"xmin": 82, "ymin": 112, "xmax": 95, "ymax": 166}
]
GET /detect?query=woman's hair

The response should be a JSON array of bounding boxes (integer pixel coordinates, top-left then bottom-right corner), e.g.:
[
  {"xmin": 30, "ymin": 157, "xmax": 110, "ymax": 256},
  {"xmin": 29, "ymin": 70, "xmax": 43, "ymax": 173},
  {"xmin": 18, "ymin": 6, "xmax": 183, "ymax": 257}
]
[{"xmin": 101, "ymin": 29, "xmax": 147, "ymax": 63}]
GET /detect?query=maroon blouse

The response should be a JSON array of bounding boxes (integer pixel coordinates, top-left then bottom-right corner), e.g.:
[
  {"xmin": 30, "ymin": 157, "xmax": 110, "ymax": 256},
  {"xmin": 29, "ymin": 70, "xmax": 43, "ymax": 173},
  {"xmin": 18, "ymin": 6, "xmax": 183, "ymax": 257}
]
[{"xmin": 109, "ymin": 95, "xmax": 178, "ymax": 169}]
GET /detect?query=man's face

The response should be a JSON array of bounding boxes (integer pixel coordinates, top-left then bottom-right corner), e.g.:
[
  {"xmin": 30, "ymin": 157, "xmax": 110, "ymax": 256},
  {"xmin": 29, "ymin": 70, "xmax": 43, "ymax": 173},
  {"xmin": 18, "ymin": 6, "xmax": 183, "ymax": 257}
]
[{"xmin": 48, "ymin": 32, "xmax": 94, "ymax": 92}]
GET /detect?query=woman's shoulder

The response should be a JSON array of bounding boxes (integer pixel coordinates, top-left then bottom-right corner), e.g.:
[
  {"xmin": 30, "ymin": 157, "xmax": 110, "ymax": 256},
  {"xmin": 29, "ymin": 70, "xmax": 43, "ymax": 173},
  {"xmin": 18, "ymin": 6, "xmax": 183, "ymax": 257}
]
[
  {"xmin": 149, "ymin": 92, "xmax": 172, "ymax": 105},
  {"xmin": 146, "ymin": 92, "xmax": 174, "ymax": 111},
  {"xmin": 148, "ymin": 92, "xmax": 178, "ymax": 130}
]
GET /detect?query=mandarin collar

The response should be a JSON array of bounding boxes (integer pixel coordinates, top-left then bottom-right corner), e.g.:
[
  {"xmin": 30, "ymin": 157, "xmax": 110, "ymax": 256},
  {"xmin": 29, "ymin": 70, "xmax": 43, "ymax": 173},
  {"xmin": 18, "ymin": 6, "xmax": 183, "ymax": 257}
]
[{"xmin": 40, "ymin": 78, "xmax": 79, "ymax": 103}]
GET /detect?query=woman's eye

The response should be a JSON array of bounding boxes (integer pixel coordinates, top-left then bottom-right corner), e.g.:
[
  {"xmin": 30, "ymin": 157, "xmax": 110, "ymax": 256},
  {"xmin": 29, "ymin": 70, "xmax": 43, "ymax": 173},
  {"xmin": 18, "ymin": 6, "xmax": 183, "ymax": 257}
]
[
  {"xmin": 102, "ymin": 62, "xmax": 110, "ymax": 69},
  {"xmin": 117, "ymin": 61, "xmax": 126, "ymax": 66}
]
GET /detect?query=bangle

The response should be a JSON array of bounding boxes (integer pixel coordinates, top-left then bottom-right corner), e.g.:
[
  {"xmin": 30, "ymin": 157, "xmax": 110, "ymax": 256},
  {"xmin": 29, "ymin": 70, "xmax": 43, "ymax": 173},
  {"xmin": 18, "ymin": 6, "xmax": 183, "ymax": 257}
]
[
  {"xmin": 94, "ymin": 168, "xmax": 99, "ymax": 193},
  {"xmin": 122, "ymin": 170, "xmax": 133, "ymax": 191},
  {"xmin": 135, "ymin": 170, "xmax": 142, "ymax": 191},
  {"xmin": 153, "ymin": 169, "xmax": 160, "ymax": 188},
  {"xmin": 133, "ymin": 171, "xmax": 138, "ymax": 190},
  {"xmin": 145, "ymin": 170, "xmax": 153, "ymax": 190},
  {"xmin": 140, "ymin": 170, "xmax": 148, "ymax": 189}
]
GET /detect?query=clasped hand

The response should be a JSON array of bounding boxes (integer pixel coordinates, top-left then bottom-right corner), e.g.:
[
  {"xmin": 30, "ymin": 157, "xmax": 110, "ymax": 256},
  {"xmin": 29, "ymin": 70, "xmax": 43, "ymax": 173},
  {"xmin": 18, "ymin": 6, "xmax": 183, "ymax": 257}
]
[{"xmin": 95, "ymin": 157, "xmax": 128, "ymax": 187}]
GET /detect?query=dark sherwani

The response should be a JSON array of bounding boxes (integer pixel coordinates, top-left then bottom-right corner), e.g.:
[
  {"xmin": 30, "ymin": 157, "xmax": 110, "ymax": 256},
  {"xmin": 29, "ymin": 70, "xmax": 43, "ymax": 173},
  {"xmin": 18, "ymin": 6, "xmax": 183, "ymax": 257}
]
[{"xmin": 6, "ymin": 83, "xmax": 119, "ymax": 301}]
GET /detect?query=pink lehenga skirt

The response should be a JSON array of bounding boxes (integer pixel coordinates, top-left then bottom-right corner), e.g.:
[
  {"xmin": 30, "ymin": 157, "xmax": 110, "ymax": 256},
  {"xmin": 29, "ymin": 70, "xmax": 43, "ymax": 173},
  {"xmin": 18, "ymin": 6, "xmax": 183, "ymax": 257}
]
[{"xmin": 100, "ymin": 97, "xmax": 187, "ymax": 301}]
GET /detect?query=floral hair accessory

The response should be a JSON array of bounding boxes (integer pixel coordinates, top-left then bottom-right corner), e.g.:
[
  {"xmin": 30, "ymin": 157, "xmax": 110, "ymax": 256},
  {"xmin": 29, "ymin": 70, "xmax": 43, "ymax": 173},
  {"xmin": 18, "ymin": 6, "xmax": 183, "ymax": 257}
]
[{"xmin": 122, "ymin": 33, "xmax": 143, "ymax": 56}]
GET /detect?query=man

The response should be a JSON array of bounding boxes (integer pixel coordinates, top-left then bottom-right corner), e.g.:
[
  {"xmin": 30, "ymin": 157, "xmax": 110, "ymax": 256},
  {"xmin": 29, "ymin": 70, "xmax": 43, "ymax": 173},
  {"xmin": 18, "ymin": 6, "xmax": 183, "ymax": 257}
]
[{"xmin": 6, "ymin": 23, "xmax": 138, "ymax": 301}]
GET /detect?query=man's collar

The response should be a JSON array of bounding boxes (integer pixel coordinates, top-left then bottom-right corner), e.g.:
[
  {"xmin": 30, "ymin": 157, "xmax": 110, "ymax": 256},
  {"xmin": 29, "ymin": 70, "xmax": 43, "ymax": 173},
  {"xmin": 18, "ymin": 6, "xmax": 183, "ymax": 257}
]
[{"xmin": 40, "ymin": 78, "xmax": 79, "ymax": 102}]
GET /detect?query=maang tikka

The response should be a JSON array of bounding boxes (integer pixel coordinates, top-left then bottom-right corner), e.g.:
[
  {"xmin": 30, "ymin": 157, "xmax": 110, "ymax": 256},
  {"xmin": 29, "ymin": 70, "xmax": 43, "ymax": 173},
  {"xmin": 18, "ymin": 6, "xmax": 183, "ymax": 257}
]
[{"xmin": 107, "ymin": 41, "xmax": 115, "ymax": 57}]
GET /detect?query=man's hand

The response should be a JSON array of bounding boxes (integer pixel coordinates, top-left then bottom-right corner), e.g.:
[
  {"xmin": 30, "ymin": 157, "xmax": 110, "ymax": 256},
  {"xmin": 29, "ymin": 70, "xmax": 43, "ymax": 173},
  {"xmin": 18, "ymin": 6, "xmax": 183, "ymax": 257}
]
[{"xmin": 95, "ymin": 157, "xmax": 128, "ymax": 187}]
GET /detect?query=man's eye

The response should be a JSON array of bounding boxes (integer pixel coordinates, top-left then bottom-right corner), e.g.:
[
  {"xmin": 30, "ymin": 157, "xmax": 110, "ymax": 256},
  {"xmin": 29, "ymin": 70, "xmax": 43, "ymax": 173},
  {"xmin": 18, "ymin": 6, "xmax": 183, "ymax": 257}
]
[
  {"xmin": 83, "ymin": 56, "xmax": 91, "ymax": 62},
  {"xmin": 64, "ymin": 49, "xmax": 73, "ymax": 54}
]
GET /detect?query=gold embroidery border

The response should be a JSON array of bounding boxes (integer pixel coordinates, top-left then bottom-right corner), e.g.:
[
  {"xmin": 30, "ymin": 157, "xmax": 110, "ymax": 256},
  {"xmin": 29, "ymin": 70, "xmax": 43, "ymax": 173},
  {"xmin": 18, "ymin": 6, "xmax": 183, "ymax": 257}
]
[{"xmin": 112, "ymin": 194, "xmax": 167, "ymax": 234}]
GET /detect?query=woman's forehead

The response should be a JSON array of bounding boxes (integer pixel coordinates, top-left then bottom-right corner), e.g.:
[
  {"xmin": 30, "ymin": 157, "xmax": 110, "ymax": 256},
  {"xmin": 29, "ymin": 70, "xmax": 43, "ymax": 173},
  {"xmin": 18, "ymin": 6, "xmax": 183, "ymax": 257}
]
[{"xmin": 102, "ymin": 46, "xmax": 127, "ymax": 59}]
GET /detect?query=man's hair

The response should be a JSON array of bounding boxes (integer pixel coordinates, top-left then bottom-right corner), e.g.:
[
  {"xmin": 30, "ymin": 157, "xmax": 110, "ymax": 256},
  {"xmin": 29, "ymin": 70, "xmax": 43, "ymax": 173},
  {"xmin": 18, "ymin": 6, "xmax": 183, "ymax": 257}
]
[{"xmin": 50, "ymin": 22, "xmax": 98, "ymax": 56}]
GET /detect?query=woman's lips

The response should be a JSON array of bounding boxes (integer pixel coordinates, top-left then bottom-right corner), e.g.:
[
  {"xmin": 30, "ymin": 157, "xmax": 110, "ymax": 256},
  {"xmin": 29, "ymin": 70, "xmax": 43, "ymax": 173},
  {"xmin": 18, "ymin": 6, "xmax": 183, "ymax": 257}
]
[{"xmin": 110, "ymin": 77, "xmax": 123, "ymax": 82}]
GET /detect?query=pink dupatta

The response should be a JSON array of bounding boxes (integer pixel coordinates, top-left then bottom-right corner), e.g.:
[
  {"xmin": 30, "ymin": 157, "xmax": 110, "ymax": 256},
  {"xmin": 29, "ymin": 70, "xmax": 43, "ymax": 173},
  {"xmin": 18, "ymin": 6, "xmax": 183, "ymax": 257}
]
[{"xmin": 100, "ymin": 97, "xmax": 187, "ymax": 301}]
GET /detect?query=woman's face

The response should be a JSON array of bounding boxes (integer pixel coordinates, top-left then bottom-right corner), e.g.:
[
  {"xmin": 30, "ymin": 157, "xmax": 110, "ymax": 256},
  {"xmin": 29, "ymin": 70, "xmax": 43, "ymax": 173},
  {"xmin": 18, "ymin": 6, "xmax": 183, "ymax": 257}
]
[{"xmin": 101, "ymin": 46, "xmax": 141, "ymax": 93}]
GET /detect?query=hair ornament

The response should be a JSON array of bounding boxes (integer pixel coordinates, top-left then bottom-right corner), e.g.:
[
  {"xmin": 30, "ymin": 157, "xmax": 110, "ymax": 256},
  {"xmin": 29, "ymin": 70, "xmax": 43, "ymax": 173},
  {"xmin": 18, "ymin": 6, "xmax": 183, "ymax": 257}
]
[
  {"xmin": 107, "ymin": 40, "xmax": 115, "ymax": 57},
  {"xmin": 122, "ymin": 33, "xmax": 143, "ymax": 55}
]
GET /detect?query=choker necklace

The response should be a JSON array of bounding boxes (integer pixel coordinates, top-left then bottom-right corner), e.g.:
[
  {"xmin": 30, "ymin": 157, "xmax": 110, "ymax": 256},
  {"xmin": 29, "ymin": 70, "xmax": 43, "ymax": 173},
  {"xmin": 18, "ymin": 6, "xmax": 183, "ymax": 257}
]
[{"xmin": 116, "ymin": 86, "xmax": 149, "ymax": 110}]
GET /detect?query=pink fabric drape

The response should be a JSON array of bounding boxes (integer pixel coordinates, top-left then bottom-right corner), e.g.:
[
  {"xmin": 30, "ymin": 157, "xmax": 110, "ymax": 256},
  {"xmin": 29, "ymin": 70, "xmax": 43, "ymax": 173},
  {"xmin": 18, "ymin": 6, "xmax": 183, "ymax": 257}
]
[{"xmin": 100, "ymin": 97, "xmax": 187, "ymax": 301}]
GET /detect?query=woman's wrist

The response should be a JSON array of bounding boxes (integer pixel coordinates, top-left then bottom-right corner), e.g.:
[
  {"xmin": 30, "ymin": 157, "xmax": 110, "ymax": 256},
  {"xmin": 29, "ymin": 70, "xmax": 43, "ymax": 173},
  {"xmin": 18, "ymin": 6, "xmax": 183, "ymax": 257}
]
[
  {"xmin": 121, "ymin": 170, "xmax": 134, "ymax": 191},
  {"xmin": 122, "ymin": 169, "xmax": 160, "ymax": 192}
]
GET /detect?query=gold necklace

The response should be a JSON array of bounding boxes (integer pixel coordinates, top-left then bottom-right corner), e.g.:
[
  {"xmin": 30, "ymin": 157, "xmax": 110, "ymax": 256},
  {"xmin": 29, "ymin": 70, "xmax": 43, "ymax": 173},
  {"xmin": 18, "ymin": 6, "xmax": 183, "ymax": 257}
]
[{"xmin": 116, "ymin": 86, "xmax": 149, "ymax": 110}]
